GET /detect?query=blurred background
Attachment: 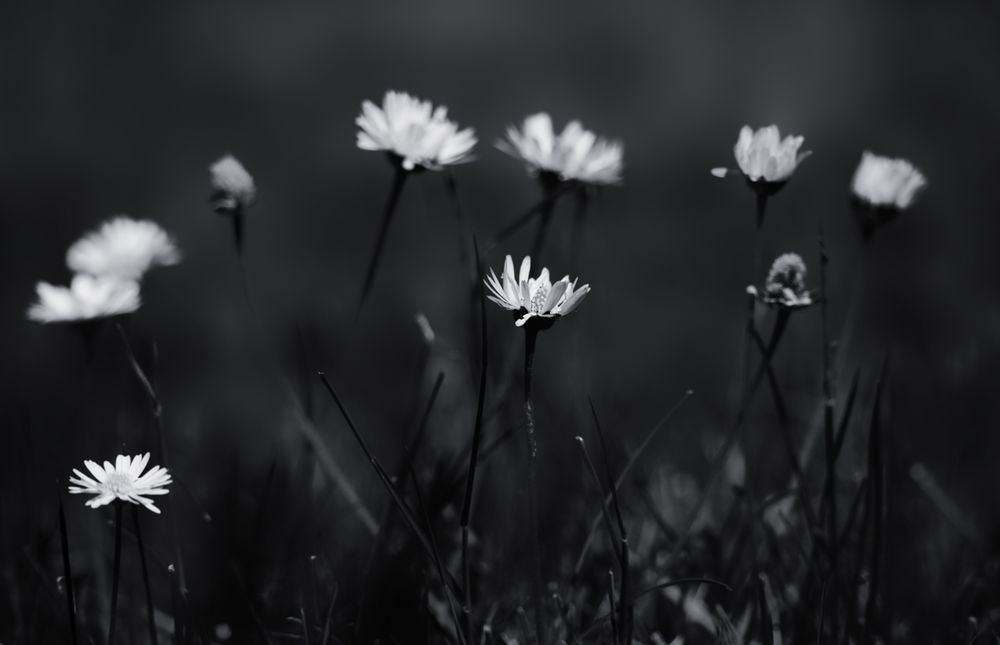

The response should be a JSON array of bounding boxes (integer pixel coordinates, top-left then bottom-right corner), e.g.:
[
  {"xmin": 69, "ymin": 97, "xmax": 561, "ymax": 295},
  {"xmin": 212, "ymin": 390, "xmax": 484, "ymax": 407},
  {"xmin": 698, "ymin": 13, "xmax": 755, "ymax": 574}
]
[{"xmin": 2, "ymin": 1, "xmax": 1000, "ymax": 642}]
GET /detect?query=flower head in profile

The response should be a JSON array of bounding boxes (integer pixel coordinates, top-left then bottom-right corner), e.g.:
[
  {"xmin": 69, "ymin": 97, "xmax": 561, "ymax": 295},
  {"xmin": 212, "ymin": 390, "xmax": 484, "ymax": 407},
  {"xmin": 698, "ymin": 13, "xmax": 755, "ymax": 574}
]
[
  {"xmin": 851, "ymin": 151, "xmax": 926, "ymax": 210},
  {"xmin": 210, "ymin": 155, "xmax": 256, "ymax": 215},
  {"xmin": 713, "ymin": 125, "xmax": 809, "ymax": 185},
  {"xmin": 497, "ymin": 113, "xmax": 623, "ymax": 186},
  {"xmin": 747, "ymin": 253, "xmax": 813, "ymax": 309},
  {"xmin": 68, "ymin": 453, "xmax": 172, "ymax": 514},
  {"xmin": 356, "ymin": 90, "xmax": 477, "ymax": 172},
  {"xmin": 27, "ymin": 274, "xmax": 141, "ymax": 323},
  {"xmin": 66, "ymin": 216, "xmax": 180, "ymax": 282},
  {"xmin": 748, "ymin": 253, "xmax": 813, "ymax": 309},
  {"xmin": 485, "ymin": 255, "xmax": 590, "ymax": 328}
]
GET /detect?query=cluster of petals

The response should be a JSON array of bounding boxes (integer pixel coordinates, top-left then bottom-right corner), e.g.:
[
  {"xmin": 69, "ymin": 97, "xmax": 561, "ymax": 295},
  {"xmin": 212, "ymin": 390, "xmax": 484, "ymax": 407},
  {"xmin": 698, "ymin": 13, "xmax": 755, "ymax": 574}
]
[
  {"xmin": 851, "ymin": 151, "xmax": 926, "ymax": 210},
  {"xmin": 748, "ymin": 253, "xmax": 813, "ymax": 309},
  {"xmin": 210, "ymin": 154, "xmax": 257, "ymax": 214},
  {"xmin": 485, "ymin": 255, "xmax": 590, "ymax": 327},
  {"xmin": 67, "ymin": 216, "xmax": 180, "ymax": 282},
  {"xmin": 28, "ymin": 216, "xmax": 179, "ymax": 324},
  {"xmin": 714, "ymin": 125, "xmax": 809, "ymax": 183},
  {"xmin": 356, "ymin": 90, "xmax": 477, "ymax": 171},
  {"xmin": 498, "ymin": 112, "xmax": 623, "ymax": 185},
  {"xmin": 68, "ymin": 452, "xmax": 172, "ymax": 514},
  {"xmin": 28, "ymin": 274, "xmax": 141, "ymax": 323}
]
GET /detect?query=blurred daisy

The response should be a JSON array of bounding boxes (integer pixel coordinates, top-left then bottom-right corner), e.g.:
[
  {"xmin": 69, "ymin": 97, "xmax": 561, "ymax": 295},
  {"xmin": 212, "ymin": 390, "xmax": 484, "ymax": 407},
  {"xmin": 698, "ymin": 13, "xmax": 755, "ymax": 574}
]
[
  {"xmin": 67, "ymin": 216, "xmax": 180, "ymax": 282},
  {"xmin": 497, "ymin": 113, "xmax": 623, "ymax": 186},
  {"xmin": 851, "ymin": 151, "xmax": 926, "ymax": 210},
  {"xmin": 485, "ymin": 254, "xmax": 590, "ymax": 328},
  {"xmin": 712, "ymin": 125, "xmax": 809, "ymax": 184},
  {"xmin": 27, "ymin": 274, "xmax": 140, "ymax": 323},
  {"xmin": 747, "ymin": 253, "xmax": 813, "ymax": 309},
  {"xmin": 356, "ymin": 90, "xmax": 477, "ymax": 172},
  {"xmin": 210, "ymin": 154, "xmax": 256, "ymax": 215},
  {"xmin": 68, "ymin": 452, "xmax": 172, "ymax": 514}
]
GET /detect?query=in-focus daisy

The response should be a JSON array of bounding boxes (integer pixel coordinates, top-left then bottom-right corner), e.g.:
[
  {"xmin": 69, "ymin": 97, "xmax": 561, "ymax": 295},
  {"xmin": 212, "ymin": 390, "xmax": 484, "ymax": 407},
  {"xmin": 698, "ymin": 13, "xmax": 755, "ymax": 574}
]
[
  {"xmin": 747, "ymin": 253, "xmax": 813, "ymax": 309},
  {"xmin": 356, "ymin": 90, "xmax": 477, "ymax": 172},
  {"xmin": 68, "ymin": 452, "xmax": 172, "ymax": 514},
  {"xmin": 66, "ymin": 216, "xmax": 180, "ymax": 282},
  {"xmin": 497, "ymin": 113, "xmax": 623, "ymax": 186},
  {"xmin": 210, "ymin": 154, "xmax": 256, "ymax": 216},
  {"xmin": 851, "ymin": 151, "xmax": 926, "ymax": 211},
  {"xmin": 27, "ymin": 274, "xmax": 140, "ymax": 323},
  {"xmin": 485, "ymin": 254, "xmax": 590, "ymax": 328},
  {"xmin": 712, "ymin": 125, "xmax": 810, "ymax": 185}
]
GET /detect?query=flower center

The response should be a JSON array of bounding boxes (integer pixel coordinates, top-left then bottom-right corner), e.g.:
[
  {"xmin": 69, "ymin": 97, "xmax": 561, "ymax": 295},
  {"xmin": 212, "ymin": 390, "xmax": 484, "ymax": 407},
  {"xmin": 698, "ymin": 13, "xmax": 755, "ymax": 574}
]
[
  {"xmin": 529, "ymin": 284, "xmax": 550, "ymax": 313},
  {"xmin": 104, "ymin": 472, "xmax": 133, "ymax": 494}
]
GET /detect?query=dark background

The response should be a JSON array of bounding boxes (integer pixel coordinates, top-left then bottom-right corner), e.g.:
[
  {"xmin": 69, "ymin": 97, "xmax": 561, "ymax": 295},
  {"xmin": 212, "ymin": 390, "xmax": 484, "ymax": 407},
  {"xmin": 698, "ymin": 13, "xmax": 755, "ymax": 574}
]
[{"xmin": 2, "ymin": 1, "xmax": 1000, "ymax": 640}]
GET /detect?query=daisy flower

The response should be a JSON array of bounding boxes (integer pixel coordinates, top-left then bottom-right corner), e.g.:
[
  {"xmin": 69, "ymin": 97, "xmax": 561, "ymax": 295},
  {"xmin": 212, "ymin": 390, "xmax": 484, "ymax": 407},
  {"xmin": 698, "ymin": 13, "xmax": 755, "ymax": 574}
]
[
  {"xmin": 210, "ymin": 154, "xmax": 256, "ymax": 215},
  {"xmin": 356, "ymin": 90, "xmax": 477, "ymax": 172},
  {"xmin": 497, "ymin": 113, "xmax": 623, "ymax": 186},
  {"xmin": 747, "ymin": 253, "xmax": 813, "ymax": 309},
  {"xmin": 485, "ymin": 254, "xmax": 590, "ymax": 328},
  {"xmin": 68, "ymin": 453, "xmax": 172, "ymax": 514},
  {"xmin": 27, "ymin": 274, "xmax": 140, "ymax": 323},
  {"xmin": 851, "ymin": 151, "xmax": 926, "ymax": 210},
  {"xmin": 712, "ymin": 125, "xmax": 810, "ymax": 184},
  {"xmin": 66, "ymin": 216, "xmax": 180, "ymax": 282}
]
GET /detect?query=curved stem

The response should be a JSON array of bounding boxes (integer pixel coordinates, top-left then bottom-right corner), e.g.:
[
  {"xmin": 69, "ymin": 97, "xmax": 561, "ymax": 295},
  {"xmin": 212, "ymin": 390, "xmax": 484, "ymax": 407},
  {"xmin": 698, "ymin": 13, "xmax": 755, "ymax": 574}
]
[{"xmin": 359, "ymin": 166, "xmax": 408, "ymax": 312}]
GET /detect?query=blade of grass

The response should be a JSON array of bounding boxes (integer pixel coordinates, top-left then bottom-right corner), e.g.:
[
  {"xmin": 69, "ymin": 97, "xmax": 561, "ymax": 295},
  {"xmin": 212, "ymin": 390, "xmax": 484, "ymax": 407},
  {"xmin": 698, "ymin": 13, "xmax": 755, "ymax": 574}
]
[
  {"xmin": 316, "ymin": 372, "xmax": 464, "ymax": 597},
  {"xmin": 409, "ymin": 467, "xmax": 467, "ymax": 645},
  {"xmin": 589, "ymin": 401, "xmax": 632, "ymax": 645},
  {"xmin": 573, "ymin": 389, "xmax": 693, "ymax": 575},
  {"xmin": 459, "ymin": 238, "xmax": 489, "ymax": 644}
]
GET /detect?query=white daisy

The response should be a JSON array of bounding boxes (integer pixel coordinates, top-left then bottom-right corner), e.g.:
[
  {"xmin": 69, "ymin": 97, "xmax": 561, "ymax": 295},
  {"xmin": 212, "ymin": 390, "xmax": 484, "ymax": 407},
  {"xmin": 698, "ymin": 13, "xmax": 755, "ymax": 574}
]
[
  {"xmin": 851, "ymin": 151, "xmax": 926, "ymax": 210},
  {"xmin": 484, "ymin": 254, "xmax": 590, "ymax": 328},
  {"xmin": 747, "ymin": 253, "xmax": 813, "ymax": 309},
  {"xmin": 27, "ymin": 274, "xmax": 141, "ymax": 323},
  {"xmin": 713, "ymin": 125, "xmax": 809, "ymax": 184},
  {"xmin": 356, "ymin": 90, "xmax": 477, "ymax": 172},
  {"xmin": 210, "ymin": 155, "xmax": 256, "ymax": 215},
  {"xmin": 66, "ymin": 216, "xmax": 180, "ymax": 282},
  {"xmin": 68, "ymin": 453, "xmax": 172, "ymax": 514},
  {"xmin": 497, "ymin": 113, "xmax": 623, "ymax": 186}
]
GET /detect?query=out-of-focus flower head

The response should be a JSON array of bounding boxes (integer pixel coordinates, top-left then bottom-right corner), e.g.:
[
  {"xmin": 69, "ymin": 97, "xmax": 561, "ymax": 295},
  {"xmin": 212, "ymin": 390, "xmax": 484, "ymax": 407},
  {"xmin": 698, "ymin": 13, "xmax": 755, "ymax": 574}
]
[
  {"xmin": 748, "ymin": 253, "xmax": 813, "ymax": 309},
  {"xmin": 68, "ymin": 453, "xmax": 172, "ymax": 514},
  {"xmin": 497, "ymin": 113, "xmax": 623, "ymax": 186},
  {"xmin": 713, "ymin": 125, "xmax": 810, "ymax": 186},
  {"xmin": 484, "ymin": 254, "xmax": 590, "ymax": 329},
  {"xmin": 27, "ymin": 274, "xmax": 141, "ymax": 324},
  {"xmin": 851, "ymin": 151, "xmax": 926, "ymax": 210},
  {"xmin": 356, "ymin": 90, "xmax": 477, "ymax": 172},
  {"xmin": 66, "ymin": 216, "xmax": 180, "ymax": 282},
  {"xmin": 210, "ymin": 155, "xmax": 256, "ymax": 215}
]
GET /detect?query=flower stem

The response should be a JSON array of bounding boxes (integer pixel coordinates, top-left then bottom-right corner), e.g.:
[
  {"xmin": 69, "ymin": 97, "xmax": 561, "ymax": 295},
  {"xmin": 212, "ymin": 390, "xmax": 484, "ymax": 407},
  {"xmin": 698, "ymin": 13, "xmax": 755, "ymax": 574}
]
[
  {"xmin": 132, "ymin": 505, "xmax": 158, "ymax": 645},
  {"xmin": 57, "ymin": 487, "xmax": 78, "ymax": 645},
  {"xmin": 359, "ymin": 166, "xmax": 408, "ymax": 312},
  {"xmin": 522, "ymin": 326, "xmax": 545, "ymax": 645},
  {"xmin": 107, "ymin": 500, "xmax": 123, "ymax": 645},
  {"xmin": 529, "ymin": 183, "xmax": 560, "ymax": 262},
  {"xmin": 569, "ymin": 187, "xmax": 589, "ymax": 270}
]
